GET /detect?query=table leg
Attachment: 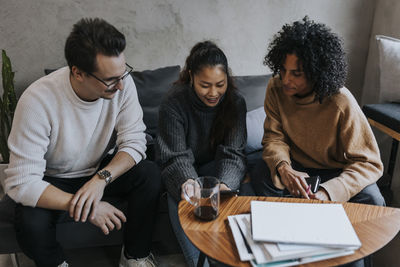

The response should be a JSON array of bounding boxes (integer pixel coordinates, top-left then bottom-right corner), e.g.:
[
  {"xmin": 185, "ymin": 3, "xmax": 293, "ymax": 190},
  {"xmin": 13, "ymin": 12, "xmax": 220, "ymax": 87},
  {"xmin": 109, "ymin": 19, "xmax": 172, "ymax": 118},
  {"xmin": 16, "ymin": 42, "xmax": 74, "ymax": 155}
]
[
  {"xmin": 197, "ymin": 252, "xmax": 206, "ymax": 267},
  {"xmin": 10, "ymin": 253, "xmax": 20, "ymax": 267},
  {"xmin": 388, "ymin": 139, "xmax": 399, "ymax": 189},
  {"xmin": 379, "ymin": 138, "xmax": 399, "ymax": 205}
]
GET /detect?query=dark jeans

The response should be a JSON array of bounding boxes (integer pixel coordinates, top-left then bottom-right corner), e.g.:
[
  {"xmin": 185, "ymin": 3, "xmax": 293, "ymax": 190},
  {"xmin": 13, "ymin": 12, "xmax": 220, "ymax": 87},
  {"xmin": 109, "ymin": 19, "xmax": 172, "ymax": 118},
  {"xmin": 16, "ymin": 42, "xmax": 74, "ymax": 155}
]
[
  {"xmin": 250, "ymin": 158, "xmax": 385, "ymax": 206},
  {"xmin": 14, "ymin": 159, "xmax": 162, "ymax": 267}
]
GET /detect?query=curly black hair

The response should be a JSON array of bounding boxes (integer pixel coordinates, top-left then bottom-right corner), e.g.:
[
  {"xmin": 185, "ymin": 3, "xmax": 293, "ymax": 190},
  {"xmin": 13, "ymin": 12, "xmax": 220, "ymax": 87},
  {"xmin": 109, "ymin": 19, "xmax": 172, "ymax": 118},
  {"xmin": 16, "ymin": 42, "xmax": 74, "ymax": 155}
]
[{"xmin": 264, "ymin": 16, "xmax": 347, "ymax": 102}]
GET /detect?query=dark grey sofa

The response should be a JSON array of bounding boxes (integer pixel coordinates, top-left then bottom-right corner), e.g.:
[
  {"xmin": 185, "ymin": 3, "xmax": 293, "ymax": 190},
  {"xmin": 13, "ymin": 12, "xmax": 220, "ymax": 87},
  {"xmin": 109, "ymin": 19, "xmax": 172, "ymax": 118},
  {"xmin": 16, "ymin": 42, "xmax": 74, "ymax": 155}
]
[{"xmin": 0, "ymin": 65, "xmax": 271, "ymax": 265}]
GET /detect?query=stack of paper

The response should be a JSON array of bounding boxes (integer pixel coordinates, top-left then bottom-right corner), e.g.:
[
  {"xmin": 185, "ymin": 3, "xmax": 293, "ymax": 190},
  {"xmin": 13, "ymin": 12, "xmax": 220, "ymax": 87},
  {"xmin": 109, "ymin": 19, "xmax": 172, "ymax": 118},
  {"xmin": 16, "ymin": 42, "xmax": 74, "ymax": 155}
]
[{"xmin": 227, "ymin": 201, "xmax": 361, "ymax": 266}]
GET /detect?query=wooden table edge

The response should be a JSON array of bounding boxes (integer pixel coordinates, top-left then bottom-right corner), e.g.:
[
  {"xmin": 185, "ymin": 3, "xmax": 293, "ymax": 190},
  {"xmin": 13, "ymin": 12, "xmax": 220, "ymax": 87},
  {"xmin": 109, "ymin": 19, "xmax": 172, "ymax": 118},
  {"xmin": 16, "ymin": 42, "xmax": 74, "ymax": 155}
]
[{"xmin": 178, "ymin": 196, "xmax": 400, "ymax": 267}]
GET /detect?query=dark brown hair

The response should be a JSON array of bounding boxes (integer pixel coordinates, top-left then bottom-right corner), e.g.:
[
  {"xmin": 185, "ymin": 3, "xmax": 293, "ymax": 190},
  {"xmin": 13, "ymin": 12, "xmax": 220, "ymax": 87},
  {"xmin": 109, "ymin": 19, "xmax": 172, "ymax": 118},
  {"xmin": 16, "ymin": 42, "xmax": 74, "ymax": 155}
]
[
  {"xmin": 65, "ymin": 18, "xmax": 126, "ymax": 73},
  {"xmin": 177, "ymin": 41, "xmax": 238, "ymax": 149}
]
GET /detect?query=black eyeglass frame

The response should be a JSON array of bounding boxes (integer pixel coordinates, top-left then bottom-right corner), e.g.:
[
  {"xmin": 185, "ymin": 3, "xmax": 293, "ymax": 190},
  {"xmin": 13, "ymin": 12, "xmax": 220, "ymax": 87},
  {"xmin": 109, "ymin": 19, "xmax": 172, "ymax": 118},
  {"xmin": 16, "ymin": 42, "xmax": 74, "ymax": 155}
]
[{"xmin": 87, "ymin": 63, "xmax": 133, "ymax": 88}]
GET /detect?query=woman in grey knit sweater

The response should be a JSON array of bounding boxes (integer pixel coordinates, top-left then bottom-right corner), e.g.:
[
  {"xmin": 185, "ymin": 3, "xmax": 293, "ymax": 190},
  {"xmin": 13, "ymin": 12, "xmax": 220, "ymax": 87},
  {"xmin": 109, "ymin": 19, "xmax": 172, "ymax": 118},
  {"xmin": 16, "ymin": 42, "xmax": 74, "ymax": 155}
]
[{"xmin": 156, "ymin": 41, "xmax": 247, "ymax": 266}]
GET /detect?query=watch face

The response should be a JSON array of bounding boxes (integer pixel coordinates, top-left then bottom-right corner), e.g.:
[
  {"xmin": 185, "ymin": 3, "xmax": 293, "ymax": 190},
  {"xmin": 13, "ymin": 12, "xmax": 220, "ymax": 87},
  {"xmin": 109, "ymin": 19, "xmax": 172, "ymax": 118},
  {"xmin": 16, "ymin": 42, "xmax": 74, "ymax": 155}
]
[
  {"xmin": 98, "ymin": 170, "xmax": 112, "ymax": 184},
  {"xmin": 100, "ymin": 170, "xmax": 111, "ymax": 177}
]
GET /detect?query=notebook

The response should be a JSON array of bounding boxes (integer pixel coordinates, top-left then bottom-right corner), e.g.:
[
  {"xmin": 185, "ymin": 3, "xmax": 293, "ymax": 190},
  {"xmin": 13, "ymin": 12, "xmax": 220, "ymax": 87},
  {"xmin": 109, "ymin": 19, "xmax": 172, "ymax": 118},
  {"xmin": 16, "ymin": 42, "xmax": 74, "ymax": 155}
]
[
  {"xmin": 228, "ymin": 213, "xmax": 354, "ymax": 266},
  {"xmin": 250, "ymin": 201, "xmax": 361, "ymax": 249}
]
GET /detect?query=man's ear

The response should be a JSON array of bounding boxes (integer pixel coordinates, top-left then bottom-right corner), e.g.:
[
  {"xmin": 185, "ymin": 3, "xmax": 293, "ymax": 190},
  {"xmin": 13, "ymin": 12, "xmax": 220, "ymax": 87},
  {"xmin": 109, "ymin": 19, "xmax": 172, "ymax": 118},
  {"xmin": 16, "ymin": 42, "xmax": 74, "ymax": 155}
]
[{"xmin": 71, "ymin": 66, "xmax": 85, "ymax": 82}]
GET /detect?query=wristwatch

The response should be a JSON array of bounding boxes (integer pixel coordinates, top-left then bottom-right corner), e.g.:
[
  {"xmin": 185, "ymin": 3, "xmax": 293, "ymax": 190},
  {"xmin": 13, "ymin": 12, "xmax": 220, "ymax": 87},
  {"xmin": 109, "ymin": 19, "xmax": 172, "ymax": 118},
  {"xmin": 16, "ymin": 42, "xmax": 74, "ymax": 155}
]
[{"xmin": 97, "ymin": 169, "xmax": 113, "ymax": 185}]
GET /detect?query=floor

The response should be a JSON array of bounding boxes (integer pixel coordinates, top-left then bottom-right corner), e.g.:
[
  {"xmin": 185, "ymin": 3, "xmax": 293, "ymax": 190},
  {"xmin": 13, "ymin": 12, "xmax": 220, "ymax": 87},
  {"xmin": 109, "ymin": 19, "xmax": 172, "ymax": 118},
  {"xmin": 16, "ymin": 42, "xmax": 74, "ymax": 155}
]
[
  {"xmin": 1, "ymin": 186, "xmax": 399, "ymax": 267},
  {"xmin": 0, "ymin": 247, "xmax": 187, "ymax": 267}
]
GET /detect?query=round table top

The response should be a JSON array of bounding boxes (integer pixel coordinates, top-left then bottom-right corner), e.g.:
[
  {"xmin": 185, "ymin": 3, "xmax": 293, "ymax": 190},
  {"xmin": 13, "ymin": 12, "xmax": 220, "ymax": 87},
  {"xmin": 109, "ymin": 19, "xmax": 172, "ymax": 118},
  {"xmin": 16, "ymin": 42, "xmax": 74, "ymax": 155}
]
[{"xmin": 178, "ymin": 196, "xmax": 400, "ymax": 267}]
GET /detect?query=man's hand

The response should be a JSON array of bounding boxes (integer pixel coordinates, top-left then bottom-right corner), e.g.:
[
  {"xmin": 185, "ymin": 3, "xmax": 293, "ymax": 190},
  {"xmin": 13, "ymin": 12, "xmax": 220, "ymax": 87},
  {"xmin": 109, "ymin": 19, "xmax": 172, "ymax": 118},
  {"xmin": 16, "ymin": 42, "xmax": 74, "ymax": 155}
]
[
  {"xmin": 89, "ymin": 201, "xmax": 127, "ymax": 235},
  {"xmin": 69, "ymin": 175, "xmax": 107, "ymax": 222},
  {"xmin": 278, "ymin": 163, "xmax": 310, "ymax": 199}
]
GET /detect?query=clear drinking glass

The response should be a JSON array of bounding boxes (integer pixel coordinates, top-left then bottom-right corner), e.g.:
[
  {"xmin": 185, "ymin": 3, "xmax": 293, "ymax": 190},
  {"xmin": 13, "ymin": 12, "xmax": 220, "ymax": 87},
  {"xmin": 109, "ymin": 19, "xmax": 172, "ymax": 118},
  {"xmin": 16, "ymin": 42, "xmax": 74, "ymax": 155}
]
[{"xmin": 183, "ymin": 176, "xmax": 220, "ymax": 221}]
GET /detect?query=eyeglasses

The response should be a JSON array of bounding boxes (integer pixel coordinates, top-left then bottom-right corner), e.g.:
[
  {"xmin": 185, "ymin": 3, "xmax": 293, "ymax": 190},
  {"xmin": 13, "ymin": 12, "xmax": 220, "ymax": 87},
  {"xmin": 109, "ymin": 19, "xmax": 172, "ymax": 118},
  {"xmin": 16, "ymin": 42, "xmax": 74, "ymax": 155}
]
[{"xmin": 87, "ymin": 63, "xmax": 133, "ymax": 89}]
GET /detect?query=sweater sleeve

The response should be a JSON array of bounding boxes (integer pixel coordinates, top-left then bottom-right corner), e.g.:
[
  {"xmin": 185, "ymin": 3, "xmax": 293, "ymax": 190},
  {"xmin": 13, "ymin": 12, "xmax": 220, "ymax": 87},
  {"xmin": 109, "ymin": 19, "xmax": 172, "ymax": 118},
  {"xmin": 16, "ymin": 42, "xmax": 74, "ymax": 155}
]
[
  {"xmin": 115, "ymin": 77, "xmax": 147, "ymax": 164},
  {"xmin": 4, "ymin": 91, "xmax": 51, "ymax": 207},
  {"xmin": 215, "ymin": 96, "xmax": 247, "ymax": 190},
  {"xmin": 262, "ymin": 78, "xmax": 291, "ymax": 189},
  {"xmin": 320, "ymin": 98, "xmax": 383, "ymax": 202},
  {"xmin": 156, "ymin": 102, "xmax": 198, "ymax": 202}
]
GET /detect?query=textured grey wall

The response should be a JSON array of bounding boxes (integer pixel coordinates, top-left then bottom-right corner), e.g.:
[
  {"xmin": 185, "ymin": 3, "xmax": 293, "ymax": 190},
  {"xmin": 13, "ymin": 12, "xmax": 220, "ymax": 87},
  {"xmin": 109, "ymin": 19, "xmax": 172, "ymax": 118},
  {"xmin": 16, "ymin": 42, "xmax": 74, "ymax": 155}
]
[{"xmin": 0, "ymin": 0, "xmax": 374, "ymax": 100}]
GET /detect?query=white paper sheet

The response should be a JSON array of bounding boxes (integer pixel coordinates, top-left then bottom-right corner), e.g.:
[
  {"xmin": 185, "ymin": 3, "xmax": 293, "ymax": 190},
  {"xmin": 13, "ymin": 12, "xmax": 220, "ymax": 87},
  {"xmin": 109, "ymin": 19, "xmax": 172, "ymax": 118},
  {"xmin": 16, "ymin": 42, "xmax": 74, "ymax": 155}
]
[
  {"xmin": 251, "ymin": 201, "xmax": 361, "ymax": 249},
  {"xmin": 227, "ymin": 214, "xmax": 254, "ymax": 261},
  {"xmin": 229, "ymin": 213, "xmax": 355, "ymax": 266}
]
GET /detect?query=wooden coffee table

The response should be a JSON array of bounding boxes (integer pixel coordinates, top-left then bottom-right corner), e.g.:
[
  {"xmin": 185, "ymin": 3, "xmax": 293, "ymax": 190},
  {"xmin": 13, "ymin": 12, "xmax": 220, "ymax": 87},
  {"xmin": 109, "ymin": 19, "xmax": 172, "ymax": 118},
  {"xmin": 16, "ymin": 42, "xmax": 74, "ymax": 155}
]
[{"xmin": 178, "ymin": 196, "xmax": 400, "ymax": 266}]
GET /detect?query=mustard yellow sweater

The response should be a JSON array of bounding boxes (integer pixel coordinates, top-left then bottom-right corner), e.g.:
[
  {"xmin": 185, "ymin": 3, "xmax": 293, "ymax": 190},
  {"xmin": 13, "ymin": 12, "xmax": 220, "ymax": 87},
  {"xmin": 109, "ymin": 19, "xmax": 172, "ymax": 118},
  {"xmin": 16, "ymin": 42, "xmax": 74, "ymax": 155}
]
[{"xmin": 262, "ymin": 76, "xmax": 383, "ymax": 202}]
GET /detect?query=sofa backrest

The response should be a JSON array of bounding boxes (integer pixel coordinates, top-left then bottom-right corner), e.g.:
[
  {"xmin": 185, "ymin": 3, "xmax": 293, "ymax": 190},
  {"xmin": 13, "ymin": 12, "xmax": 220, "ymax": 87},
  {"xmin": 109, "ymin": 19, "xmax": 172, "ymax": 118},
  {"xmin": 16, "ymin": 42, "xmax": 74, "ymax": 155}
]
[
  {"xmin": 131, "ymin": 65, "xmax": 181, "ymax": 138},
  {"xmin": 233, "ymin": 74, "xmax": 272, "ymax": 112}
]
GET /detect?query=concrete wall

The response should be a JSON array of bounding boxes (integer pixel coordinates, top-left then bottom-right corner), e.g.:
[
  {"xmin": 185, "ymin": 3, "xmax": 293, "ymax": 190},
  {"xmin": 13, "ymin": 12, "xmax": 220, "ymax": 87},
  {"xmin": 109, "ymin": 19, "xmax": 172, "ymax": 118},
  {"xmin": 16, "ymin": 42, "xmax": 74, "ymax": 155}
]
[
  {"xmin": 0, "ymin": 0, "xmax": 375, "ymax": 100},
  {"xmin": 362, "ymin": 0, "xmax": 400, "ymax": 205}
]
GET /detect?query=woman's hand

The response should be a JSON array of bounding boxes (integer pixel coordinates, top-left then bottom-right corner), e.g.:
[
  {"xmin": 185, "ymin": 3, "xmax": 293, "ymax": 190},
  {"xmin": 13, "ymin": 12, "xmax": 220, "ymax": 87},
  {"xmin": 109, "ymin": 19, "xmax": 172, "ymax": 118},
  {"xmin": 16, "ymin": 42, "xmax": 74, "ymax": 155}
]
[
  {"xmin": 310, "ymin": 187, "xmax": 330, "ymax": 201},
  {"xmin": 181, "ymin": 179, "xmax": 196, "ymax": 200},
  {"xmin": 277, "ymin": 163, "xmax": 310, "ymax": 199},
  {"xmin": 220, "ymin": 183, "xmax": 230, "ymax": 191}
]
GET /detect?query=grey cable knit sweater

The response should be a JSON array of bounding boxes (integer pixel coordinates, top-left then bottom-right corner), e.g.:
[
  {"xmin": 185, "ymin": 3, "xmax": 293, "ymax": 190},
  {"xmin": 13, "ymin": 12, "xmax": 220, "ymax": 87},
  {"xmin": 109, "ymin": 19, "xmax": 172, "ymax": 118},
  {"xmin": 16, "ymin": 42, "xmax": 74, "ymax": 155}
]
[{"xmin": 156, "ymin": 84, "xmax": 247, "ymax": 202}]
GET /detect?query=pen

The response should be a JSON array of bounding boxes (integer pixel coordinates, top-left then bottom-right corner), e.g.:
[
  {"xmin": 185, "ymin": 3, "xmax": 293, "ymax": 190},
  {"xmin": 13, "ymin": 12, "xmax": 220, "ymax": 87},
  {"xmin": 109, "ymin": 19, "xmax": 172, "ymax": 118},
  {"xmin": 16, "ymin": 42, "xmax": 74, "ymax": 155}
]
[{"xmin": 306, "ymin": 184, "xmax": 311, "ymax": 195}]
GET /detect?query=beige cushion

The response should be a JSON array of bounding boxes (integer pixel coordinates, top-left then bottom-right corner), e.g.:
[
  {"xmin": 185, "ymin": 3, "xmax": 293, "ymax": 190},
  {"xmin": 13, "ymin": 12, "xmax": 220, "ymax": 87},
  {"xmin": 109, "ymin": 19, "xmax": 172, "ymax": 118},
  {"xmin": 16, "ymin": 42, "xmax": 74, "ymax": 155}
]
[
  {"xmin": 245, "ymin": 106, "xmax": 265, "ymax": 153},
  {"xmin": 376, "ymin": 35, "xmax": 400, "ymax": 103}
]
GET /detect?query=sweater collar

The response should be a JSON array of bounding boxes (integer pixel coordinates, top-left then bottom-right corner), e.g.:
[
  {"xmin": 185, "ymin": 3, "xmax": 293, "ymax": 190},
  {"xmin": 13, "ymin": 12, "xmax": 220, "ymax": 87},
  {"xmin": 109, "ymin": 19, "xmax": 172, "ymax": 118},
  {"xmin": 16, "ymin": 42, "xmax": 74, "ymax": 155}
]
[
  {"xmin": 62, "ymin": 68, "xmax": 103, "ymax": 109},
  {"xmin": 274, "ymin": 76, "xmax": 318, "ymax": 105},
  {"xmin": 291, "ymin": 91, "xmax": 318, "ymax": 105}
]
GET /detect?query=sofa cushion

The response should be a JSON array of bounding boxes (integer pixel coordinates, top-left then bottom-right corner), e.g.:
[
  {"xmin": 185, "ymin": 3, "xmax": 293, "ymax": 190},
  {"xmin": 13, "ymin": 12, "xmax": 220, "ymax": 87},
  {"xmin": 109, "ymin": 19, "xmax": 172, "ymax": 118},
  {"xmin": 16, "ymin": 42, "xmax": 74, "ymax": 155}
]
[
  {"xmin": 233, "ymin": 74, "xmax": 271, "ymax": 112},
  {"xmin": 376, "ymin": 35, "xmax": 400, "ymax": 103},
  {"xmin": 233, "ymin": 74, "xmax": 270, "ymax": 154},
  {"xmin": 131, "ymin": 65, "xmax": 181, "ymax": 138},
  {"xmin": 245, "ymin": 106, "xmax": 265, "ymax": 154}
]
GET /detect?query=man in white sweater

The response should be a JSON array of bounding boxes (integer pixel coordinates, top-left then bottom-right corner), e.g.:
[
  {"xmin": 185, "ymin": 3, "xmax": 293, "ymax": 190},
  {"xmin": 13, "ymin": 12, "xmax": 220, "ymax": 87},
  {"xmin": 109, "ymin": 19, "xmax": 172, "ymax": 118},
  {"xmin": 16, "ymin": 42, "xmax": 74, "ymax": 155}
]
[{"xmin": 4, "ymin": 18, "xmax": 161, "ymax": 267}]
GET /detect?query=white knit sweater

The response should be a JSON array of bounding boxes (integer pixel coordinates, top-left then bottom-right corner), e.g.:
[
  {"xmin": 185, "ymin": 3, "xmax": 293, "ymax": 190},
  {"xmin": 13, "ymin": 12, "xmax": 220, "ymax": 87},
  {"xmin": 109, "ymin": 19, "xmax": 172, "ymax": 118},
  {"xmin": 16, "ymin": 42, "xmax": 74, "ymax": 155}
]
[{"xmin": 5, "ymin": 67, "xmax": 147, "ymax": 207}]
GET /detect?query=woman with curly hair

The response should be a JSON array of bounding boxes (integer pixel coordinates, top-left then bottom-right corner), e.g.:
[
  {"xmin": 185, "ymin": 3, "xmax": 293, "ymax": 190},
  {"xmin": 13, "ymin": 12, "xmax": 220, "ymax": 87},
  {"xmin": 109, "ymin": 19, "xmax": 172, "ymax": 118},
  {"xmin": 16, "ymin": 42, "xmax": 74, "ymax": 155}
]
[
  {"xmin": 251, "ymin": 17, "xmax": 385, "ymax": 206},
  {"xmin": 156, "ymin": 41, "xmax": 248, "ymax": 266}
]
